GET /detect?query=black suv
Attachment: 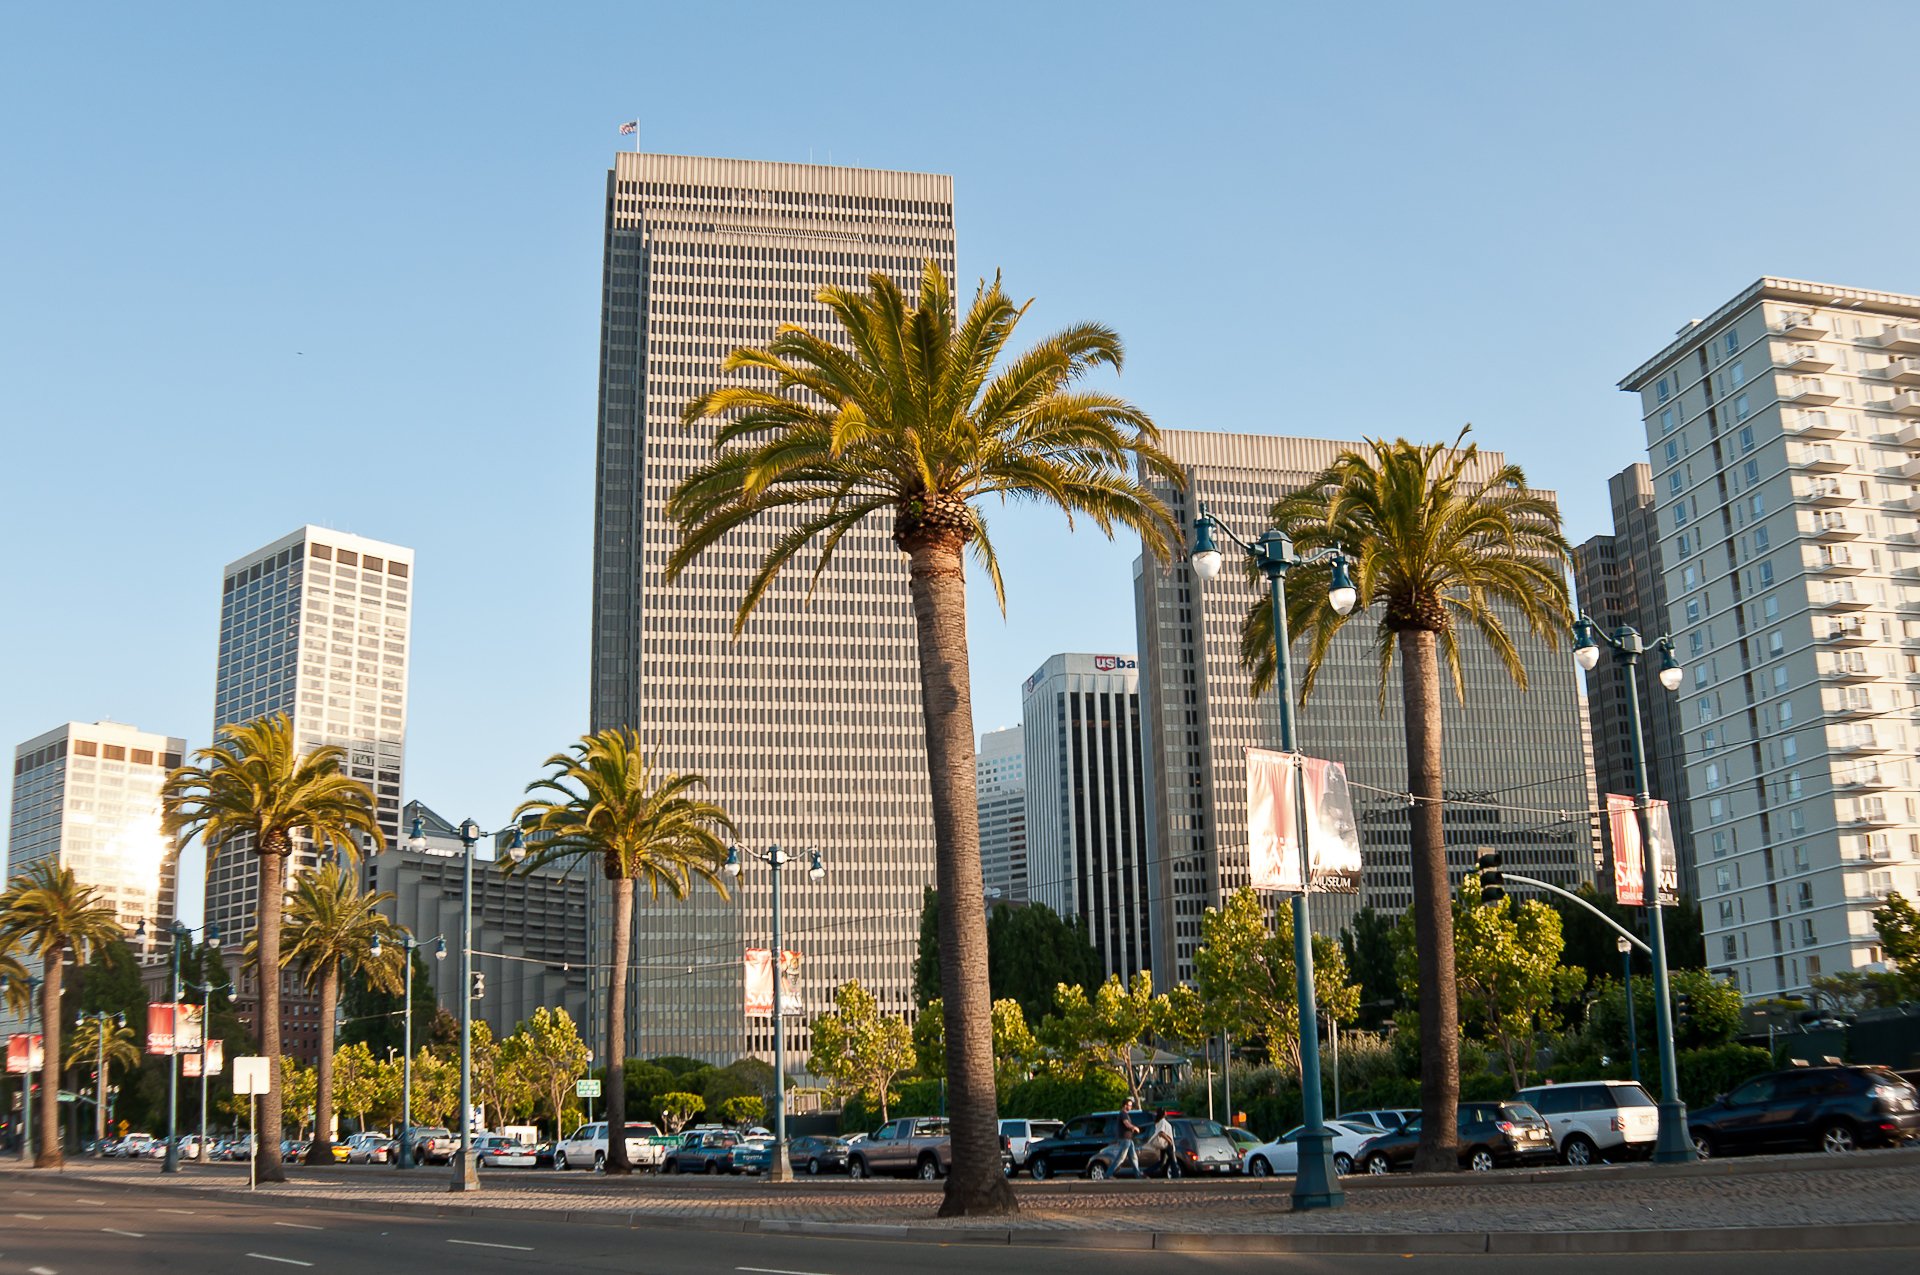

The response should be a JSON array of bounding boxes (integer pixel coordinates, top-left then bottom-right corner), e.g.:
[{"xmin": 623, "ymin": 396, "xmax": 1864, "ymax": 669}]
[
  {"xmin": 1688, "ymin": 1065, "xmax": 1919, "ymax": 1158},
  {"xmin": 1025, "ymin": 1111, "xmax": 1154, "ymax": 1180},
  {"xmin": 1358, "ymin": 1101, "xmax": 1556, "ymax": 1173}
]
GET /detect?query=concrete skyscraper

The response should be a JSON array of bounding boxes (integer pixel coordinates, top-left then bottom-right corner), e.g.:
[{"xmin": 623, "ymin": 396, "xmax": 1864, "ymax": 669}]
[
  {"xmin": 589, "ymin": 152, "xmax": 955, "ymax": 1062},
  {"xmin": 976, "ymin": 727, "xmax": 1028, "ymax": 904},
  {"xmin": 1135, "ymin": 430, "xmax": 1596, "ymax": 984},
  {"xmin": 201, "ymin": 527, "xmax": 412, "ymax": 942},
  {"xmin": 1619, "ymin": 277, "xmax": 1920, "ymax": 998},
  {"xmin": 1021, "ymin": 654, "xmax": 1152, "ymax": 979},
  {"xmin": 1573, "ymin": 464, "xmax": 1696, "ymax": 890}
]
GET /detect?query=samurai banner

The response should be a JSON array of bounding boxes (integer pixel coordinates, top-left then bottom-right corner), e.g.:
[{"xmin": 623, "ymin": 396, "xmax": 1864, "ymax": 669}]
[
  {"xmin": 1246, "ymin": 749, "xmax": 1363, "ymax": 895},
  {"xmin": 6, "ymin": 1033, "xmax": 43, "ymax": 1074},
  {"xmin": 183, "ymin": 1039, "xmax": 224, "ymax": 1078},
  {"xmin": 1607, "ymin": 795, "xmax": 1679, "ymax": 908},
  {"xmin": 744, "ymin": 948, "xmax": 804, "ymax": 1018},
  {"xmin": 146, "ymin": 1002, "xmax": 203, "ymax": 1057}
]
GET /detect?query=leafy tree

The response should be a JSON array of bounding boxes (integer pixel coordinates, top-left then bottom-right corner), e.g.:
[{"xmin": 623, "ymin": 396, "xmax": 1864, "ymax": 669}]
[
  {"xmin": 0, "ymin": 859, "xmax": 122, "ymax": 1166},
  {"xmin": 1039, "ymin": 973, "xmax": 1165, "ymax": 1106},
  {"xmin": 807, "ymin": 980, "xmax": 916, "ymax": 1123},
  {"xmin": 700, "ymin": 1058, "xmax": 776, "ymax": 1112},
  {"xmin": 333, "ymin": 1041, "xmax": 381, "ymax": 1133},
  {"xmin": 272, "ymin": 863, "xmax": 402, "ymax": 1160},
  {"xmin": 516, "ymin": 1007, "xmax": 591, "ymax": 1139},
  {"xmin": 1237, "ymin": 430, "xmax": 1571, "ymax": 1171},
  {"xmin": 1339, "ymin": 907, "xmax": 1401, "ymax": 1028},
  {"xmin": 718, "ymin": 1095, "xmax": 765, "ymax": 1127},
  {"xmin": 279, "ymin": 1056, "xmax": 318, "ymax": 1136},
  {"xmin": 1588, "ymin": 968, "xmax": 1742, "ymax": 1057},
  {"xmin": 1810, "ymin": 969, "xmax": 1910, "ymax": 1015},
  {"xmin": 916, "ymin": 997, "xmax": 1041, "ymax": 1092},
  {"xmin": 672, "ymin": 264, "xmax": 1178, "ymax": 1218},
  {"xmin": 405, "ymin": 1048, "xmax": 459, "ymax": 1128},
  {"xmin": 466, "ymin": 1019, "xmax": 503, "ymax": 1132},
  {"xmin": 512, "ymin": 731, "xmax": 733, "ymax": 1173},
  {"xmin": 1427, "ymin": 875, "xmax": 1586, "ymax": 1089},
  {"xmin": 1874, "ymin": 891, "xmax": 1920, "ymax": 994},
  {"xmin": 492, "ymin": 1031, "xmax": 540, "ymax": 1128},
  {"xmin": 915, "ymin": 891, "xmax": 1101, "ymax": 1023},
  {"xmin": 657, "ymin": 1091, "xmax": 703, "ymax": 1134},
  {"xmin": 1193, "ymin": 888, "xmax": 1360, "ymax": 1077},
  {"xmin": 162, "ymin": 712, "xmax": 384, "ymax": 1182}
]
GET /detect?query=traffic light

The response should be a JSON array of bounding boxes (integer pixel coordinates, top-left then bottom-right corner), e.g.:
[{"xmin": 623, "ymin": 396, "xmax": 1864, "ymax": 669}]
[
  {"xmin": 1476, "ymin": 849, "xmax": 1505, "ymax": 904},
  {"xmin": 1675, "ymin": 990, "xmax": 1693, "ymax": 1033}
]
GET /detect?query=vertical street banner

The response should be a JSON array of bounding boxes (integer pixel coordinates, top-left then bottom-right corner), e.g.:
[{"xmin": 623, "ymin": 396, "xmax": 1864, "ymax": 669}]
[
  {"xmin": 145, "ymin": 1003, "xmax": 204, "ymax": 1056},
  {"xmin": 1246, "ymin": 749, "xmax": 1363, "ymax": 894},
  {"xmin": 5, "ymin": 1033, "xmax": 43, "ymax": 1074},
  {"xmin": 1608, "ymin": 795, "xmax": 1678, "ymax": 907},
  {"xmin": 183, "ymin": 1039, "xmax": 225, "ymax": 1079},
  {"xmin": 744, "ymin": 949, "xmax": 804, "ymax": 1017}
]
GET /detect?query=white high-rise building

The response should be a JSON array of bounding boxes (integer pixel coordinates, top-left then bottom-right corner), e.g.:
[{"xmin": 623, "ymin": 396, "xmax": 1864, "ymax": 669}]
[
  {"xmin": 201, "ymin": 527, "xmax": 412, "ymax": 942},
  {"xmin": 7, "ymin": 721, "xmax": 184, "ymax": 970},
  {"xmin": 976, "ymin": 727, "xmax": 1027, "ymax": 903},
  {"xmin": 1619, "ymin": 277, "xmax": 1920, "ymax": 999},
  {"xmin": 588, "ymin": 152, "xmax": 956, "ymax": 1062},
  {"xmin": 1021, "ymin": 654, "xmax": 1152, "ymax": 979}
]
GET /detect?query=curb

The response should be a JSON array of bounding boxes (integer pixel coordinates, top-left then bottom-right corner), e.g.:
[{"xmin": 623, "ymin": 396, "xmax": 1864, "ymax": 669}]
[{"xmin": 6, "ymin": 1162, "xmax": 1917, "ymax": 1255}]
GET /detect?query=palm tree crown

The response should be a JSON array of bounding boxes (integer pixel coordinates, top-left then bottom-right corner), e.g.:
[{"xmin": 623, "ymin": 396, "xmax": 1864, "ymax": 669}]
[
  {"xmin": 1238, "ymin": 427, "xmax": 1572, "ymax": 704},
  {"xmin": 65, "ymin": 1015, "xmax": 140, "ymax": 1072},
  {"xmin": 161, "ymin": 713, "xmax": 384, "ymax": 864},
  {"xmin": 667, "ymin": 261, "xmax": 1182, "ymax": 618},
  {"xmin": 276, "ymin": 863, "xmax": 402, "ymax": 995}
]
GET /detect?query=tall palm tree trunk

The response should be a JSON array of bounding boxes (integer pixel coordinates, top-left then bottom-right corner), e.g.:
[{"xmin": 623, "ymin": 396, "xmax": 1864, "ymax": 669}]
[
  {"xmin": 1401, "ymin": 630, "xmax": 1460, "ymax": 1172},
  {"xmin": 307, "ymin": 966, "xmax": 339, "ymax": 1163},
  {"xmin": 257, "ymin": 844, "xmax": 289, "ymax": 1182},
  {"xmin": 905, "ymin": 536, "xmax": 1016, "ymax": 1219},
  {"xmin": 603, "ymin": 877, "xmax": 634, "ymax": 1174},
  {"xmin": 36, "ymin": 948, "xmax": 64, "ymax": 1167}
]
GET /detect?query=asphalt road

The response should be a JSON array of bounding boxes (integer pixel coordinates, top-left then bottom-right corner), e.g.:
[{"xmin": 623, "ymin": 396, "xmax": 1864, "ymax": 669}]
[{"xmin": 3, "ymin": 1176, "xmax": 1915, "ymax": 1275}]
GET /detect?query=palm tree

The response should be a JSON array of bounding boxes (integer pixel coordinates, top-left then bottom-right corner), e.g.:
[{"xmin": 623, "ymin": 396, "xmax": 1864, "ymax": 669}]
[
  {"xmin": 0, "ymin": 861, "xmax": 123, "ymax": 1167},
  {"xmin": 66, "ymin": 1015, "xmax": 140, "ymax": 1144},
  {"xmin": 274, "ymin": 863, "xmax": 401, "ymax": 1163},
  {"xmin": 1236, "ymin": 428, "xmax": 1571, "ymax": 1173},
  {"xmin": 669, "ymin": 263, "xmax": 1178, "ymax": 1216},
  {"xmin": 511, "ymin": 729, "xmax": 734, "ymax": 1175},
  {"xmin": 161, "ymin": 713, "xmax": 383, "ymax": 1183}
]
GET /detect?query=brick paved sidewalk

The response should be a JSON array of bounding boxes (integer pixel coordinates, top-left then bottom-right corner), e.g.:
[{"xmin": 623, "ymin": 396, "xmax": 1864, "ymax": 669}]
[{"xmin": 9, "ymin": 1149, "xmax": 1920, "ymax": 1236}]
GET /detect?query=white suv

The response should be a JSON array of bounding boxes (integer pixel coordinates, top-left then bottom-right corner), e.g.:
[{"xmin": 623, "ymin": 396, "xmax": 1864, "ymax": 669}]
[
  {"xmin": 1516, "ymin": 1080, "xmax": 1658, "ymax": 1165},
  {"xmin": 554, "ymin": 1121, "xmax": 663, "ymax": 1171}
]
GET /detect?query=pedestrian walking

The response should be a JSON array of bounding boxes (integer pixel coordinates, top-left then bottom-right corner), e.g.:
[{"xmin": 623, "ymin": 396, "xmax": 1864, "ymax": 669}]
[
  {"xmin": 1150, "ymin": 1111, "xmax": 1178, "ymax": 1178},
  {"xmin": 1114, "ymin": 1111, "xmax": 1142, "ymax": 1176}
]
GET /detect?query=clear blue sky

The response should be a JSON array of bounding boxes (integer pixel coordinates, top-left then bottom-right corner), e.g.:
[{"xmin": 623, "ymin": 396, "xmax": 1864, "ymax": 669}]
[{"xmin": 6, "ymin": 2, "xmax": 1919, "ymax": 922}]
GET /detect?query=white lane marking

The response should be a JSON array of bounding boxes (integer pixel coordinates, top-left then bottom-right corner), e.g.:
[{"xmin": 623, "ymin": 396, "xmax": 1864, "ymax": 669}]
[
  {"xmin": 30, "ymin": 1266, "xmax": 57, "ymax": 1275},
  {"xmin": 737, "ymin": 1268, "xmax": 836, "ymax": 1275},
  {"xmin": 158, "ymin": 1208, "xmax": 197, "ymax": 1214},
  {"xmin": 272, "ymin": 1222, "xmax": 323, "ymax": 1230},
  {"xmin": 14, "ymin": 1213, "xmax": 47, "ymax": 1220},
  {"xmin": 76, "ymin": 1198, "xmax": 108, "ymax": 1205},
  {"xmin": 102, "ymin": 1228, "xmax": 146, "ymax": 1238},
  {"xmin": 447, "ymin": 1239, "xmax": 535, "ymax": 1251},
  {"xmin": 247, "ymin": 1256, "xmax": 314, "ymax": 1268}
]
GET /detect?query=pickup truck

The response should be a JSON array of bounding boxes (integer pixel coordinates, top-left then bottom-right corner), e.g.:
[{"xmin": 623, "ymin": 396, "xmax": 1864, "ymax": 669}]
[
  {"xmin": 848, "ymin": 1116, "xmax": 955, "ymax": 1180},
  {"xmin": 394, "ymin": 1126, "xmax": 456, "ymax": 1166}
]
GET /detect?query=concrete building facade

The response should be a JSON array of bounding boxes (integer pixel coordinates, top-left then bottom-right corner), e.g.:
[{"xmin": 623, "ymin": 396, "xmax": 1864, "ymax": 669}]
[
  {"xmin": 1619, "ymin": 277, "xmax": 1920, "ymax": 999},
  {"xmin": 976, "ymin": 727, "xmax": 1027, "ymax": 904},
  {"xmin": 1021, "ymin": 654, "xmax": 1153, "ymax": 979},
  {"xmin": 1573, "ymin": 464, "xmax": 1697, "ymax": 890},
  {"xmin": 588, "ymin": 152, "xmax": 955, "ymax": 1062},
  {"xmin": 201, "ymin": 527, "xmax": 412, "ymax": 945},
  {"xmin": 1135, "ymin": 430, "xmax": 1597, "ymax": 984}
]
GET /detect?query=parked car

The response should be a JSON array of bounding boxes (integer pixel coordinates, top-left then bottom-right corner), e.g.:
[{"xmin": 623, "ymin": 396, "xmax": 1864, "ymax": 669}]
[
  {"xmin": 532, "ymin": 1140, "xmax": 557, "ymax": 1169},
  {"xmin": 1359, "ymin": 1101, "xmax": 1556, "ymax": 1174},
  {"xmin": 1516, "ymin": 1079, "xmax": 1658, "ymax": 1166},
  {"xmin": 554, "ymin": 1121, "xmax": 666, "ymax": 1172},
  {"xmin": 344, "ymin": 1132, "xmax": 392, "ymax": 1164},
  {"xmin": 1085, "ymin": 1117, "xmax": 1240, "ymax": 1179},
  {"xmin": 1222, "ymin": 1125, "xmax": 1262, "ymax": 1160},
  {"xmin": 788, "ymin": 1135, "xmax": 852, "ymax": 1175},
  {"xmin": 663, "ymin": 1128, "xmax": 743, "ymax": 1174},
  {"xmin": 1337, "ymin": 1108, "xmax": 1419, "ymax": 1133},
  {"xmin": 394, "ymin": 1126, "xmax": 456, "ymax": 1166},
  {"xmin": 1688, "ymin": 1065, "xmax": 1920, "ymax": 1159},
  {"xmin": 729, "ymin": 1137, "xmax": 775, "ymax": 1175},
  {"xmin": 1243, "ymin": 1119, "xmax": 1380, "ymax": 1177},
  {"xmin": 113, "ymin": 1133, "xmax": 156, "ymax": 1159},
  {"xmin": 999, "ymin": 1118, "xmax": 1064, "ymax": 1175},
  {"xmin": 473, "ymin": 1134, "xmax": 538, "ymax": 1168},
  {"xmin": 1024, "ymin": 1110, "xmax": 1155, "ymax": 1180},
  {"xmin": 848, "ymin": 1116, "xmax": 954, "ymax": 1180}
]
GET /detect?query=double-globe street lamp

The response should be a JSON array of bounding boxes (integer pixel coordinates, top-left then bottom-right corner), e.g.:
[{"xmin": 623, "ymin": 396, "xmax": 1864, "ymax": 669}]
[
  {"xmin": 368, "ymin": 927, "xmax": 445, "ymax": 1169},
  {"xmin": 406, "ymin": 814, "xmax": 524, "ymax": 1192},
  {"xmin": 1191, "ymin": 509, "xmax": 1355, "ymax": 1211},
  {"xmin": 722, "ymin": 844, "xmax": 824, "ymax": 1185},
  {"xmin": 136, "ymin": 917, "xmax": 219, "ymax": 1173},
  {"xmin": 1572, "ymin": 614, "xmax": 1695, "ymax": 1164},
  {"xmin": 6, "ymin": 971, "xmax": 41, "ymax": 1162}
]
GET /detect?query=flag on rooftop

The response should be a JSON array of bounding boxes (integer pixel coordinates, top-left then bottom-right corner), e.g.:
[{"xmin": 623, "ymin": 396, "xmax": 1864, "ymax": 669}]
[{"xmin": 618, "ymin": 121, "xmax": 638, "ymax": 135}]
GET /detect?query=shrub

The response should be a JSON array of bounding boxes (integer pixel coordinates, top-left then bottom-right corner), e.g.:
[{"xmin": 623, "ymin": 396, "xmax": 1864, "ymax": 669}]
[
  {"xmin": 1000, "ymin": 1071, "xmax": 1127, "ymax": 1121},
  {"xmin": 1676, "ymin": 1043, "xmax": 1772, "ymax": 1108}
]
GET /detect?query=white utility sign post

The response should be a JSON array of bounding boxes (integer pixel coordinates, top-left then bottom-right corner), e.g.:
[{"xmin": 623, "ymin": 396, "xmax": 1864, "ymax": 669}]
[
  {"xmin": 233, "ymin": 1056, "xmax": 272, "ymax": 1192},
  {"xmin": 577, "ymin": 1077, "xmax": 600, "ymax": 1125}
]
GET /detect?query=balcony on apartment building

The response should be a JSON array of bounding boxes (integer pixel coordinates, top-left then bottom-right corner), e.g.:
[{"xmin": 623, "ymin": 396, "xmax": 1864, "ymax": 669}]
[
  {"xmin": 1849, "ymin": 801, "xmax": 1899, "ymax": 829},
  {"xmin": 1880, "ymin": 390, "xmax": 1920, "ymax": 416},
  {"xmin": 1808, "ymin": 511, "xmax": 1860, "ymax": 539},
  {"xmin": 1779, "ymin": 312, "xmax": 1831, "ymax": 340},
  {"xmin": 1791, "ymin": 410, "xmax": 1845, "ymax": 438},
  {"xmin": 1823, "ymin": 618, "xmax": 1874, "ymax": 645},
  {"xmin": 1836, "ymin": 764, "xmax": 1896, "ymax": 792},
  {"xmin": 1870, "ymin": 357, "xmax": 1920, "ymax": 387},
  {"xmin": 1778, "ymin": 343, "xmax": 1835, "ymax": 372},
  {"xmin": 1806, "ymin": 477, "xmax": 1856, "ymax": 505},
  {"xmin": 1895, "ymin": 421, "xmax": 1920, "ymax": 447},
  {"xmin": 1816, "ymin": 582, "xmax": 1872, "ymax": 609},
  {"xmin": 1830, "ymin": 727, "xmax": 1890, "ymax": 754},
  {"xmin": 1872, "ymin": 323, "xmax": 1920, "ymax": 353},
  {"xmin": 1796, "ymin": 444, "xmax": 1849, "ymax": 473},
  {"xmin": 1822, "ymin": 653, "xmax": 1876, "ymax": 682},
  {"xmin": 1829, "ymin": 692, "xmax": 1877, "ymax": 720},
  {"xmin": 1784, "ymin": 377, "xmax": 1841, "ymax": 405},
  {"xmin": 1811, "ymin": 545, "xmax": 1865, "ymax": 574}
]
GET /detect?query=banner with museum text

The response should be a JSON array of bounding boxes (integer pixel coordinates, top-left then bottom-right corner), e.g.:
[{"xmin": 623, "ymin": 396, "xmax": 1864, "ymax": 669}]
[
  {"xmin": 1246, "ymin": 748, "xmax": 1363, "ymax": 894},
  {"xmin": 743, "ymin": 948, "xmax": 803, "ymax": 1017},
  {"xmin": 5, "ymin": 1033, "xmax": 43, "ymax": 1074},
  {"xmin": 145, "ymin": 1002, "xmax": 203, "ymax": 1056}
]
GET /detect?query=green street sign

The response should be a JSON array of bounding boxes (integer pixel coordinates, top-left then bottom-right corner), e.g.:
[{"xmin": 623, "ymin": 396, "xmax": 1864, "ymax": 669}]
[{"xmin": 576, "ymin": 1079, "xmax": 601, "ymax": 1098}]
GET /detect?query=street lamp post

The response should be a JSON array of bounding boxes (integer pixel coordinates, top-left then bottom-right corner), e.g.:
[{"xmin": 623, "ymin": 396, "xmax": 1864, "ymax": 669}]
[
  {"xmin": 77, "ymin": 1010, "xmax": 126, "ymax": 1149},
  {"xmin": 369, "ymin": 928, "xmax": 442, "ymax": 1169},
  {"xmin": 11, "ymin": 972, "xmax": 40, "ymax": 1162},
  {"xmin": 723, "ymin": 843, "xmax": 825, "ymax": 1185},
  {"xmin": 1573, "ymin": 615, "xmax": 1694, "ymax": 1163},
  {"xmin": 150, "ymin": 919, "xmax": 215, "ymax": 1173},
  {"xmin": 1617, "ymin": 935, "xmax": 1641, "ymax": 1085},
  {"xmin": 1192, "ymin": 508, "xmax": 1356, "ymax": 1211},
  {"xmin": 407, "ymin": 815, "xmax": 523, "ymax": 1192}
]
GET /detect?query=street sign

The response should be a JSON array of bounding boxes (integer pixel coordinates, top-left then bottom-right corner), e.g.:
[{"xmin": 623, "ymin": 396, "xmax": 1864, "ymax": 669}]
[
  {"xmin": 232, "ymin": 1056, "xmax": 271, "ymax": 1096},
  {"xmin": 575, "ymin": 1078, "xmax": 601, "ymax": 1099}
]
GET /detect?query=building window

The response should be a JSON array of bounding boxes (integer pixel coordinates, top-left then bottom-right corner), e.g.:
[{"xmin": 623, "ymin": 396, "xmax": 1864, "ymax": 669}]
[
  {"xmin": 1751, "ymin": 493, "xmax": 1765, "ymax": 517},
  {"xmin": 1739, "ymin": 425, "xmax": 1755, "ymax": 452},
  {"xmin": 1755, "ymin": 526, "xmax": 1770, "ymax": 550},
  {"xmin": 1723, "ymin": 935, "xmax": 1739, "ymax": 961},
  {"xmin": 1712, "ymin": 831, "xmax": 1729, "ymax": 858},
  {"xmin": 1665, "ymin": 438, "xmax": 1679, "ymax": 463},
  {"xmin": 1759, "ymin": 561, "xmax": 1775, "ymax": 586},
  {"xmin": 1658, "ymin": 378, "xmax": 1671, "ymax": 403},
  {"xmin": 1726, "ymin": 330, "xmax": 1740, "ymax": 355},
  {"xmin": 1780, "ymin": 699, "xmax": 1793, "ymax": 724},
  {"xmin": 1716, "ymin": 866, "xmax": 1731, "ymax": 893},
  {"xmin": 1687, "ymin": 599, "xmax": 1702, "ymax": 624}
]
